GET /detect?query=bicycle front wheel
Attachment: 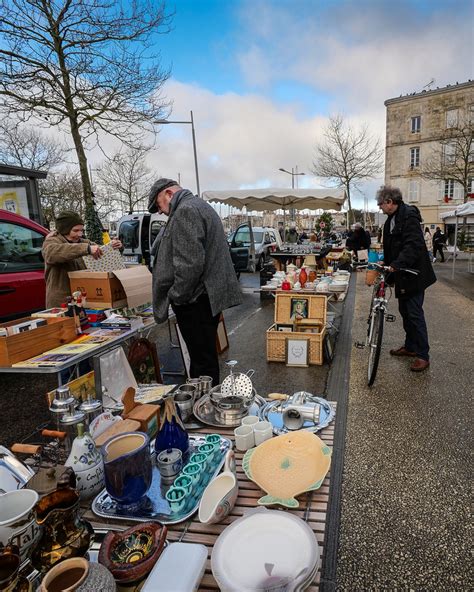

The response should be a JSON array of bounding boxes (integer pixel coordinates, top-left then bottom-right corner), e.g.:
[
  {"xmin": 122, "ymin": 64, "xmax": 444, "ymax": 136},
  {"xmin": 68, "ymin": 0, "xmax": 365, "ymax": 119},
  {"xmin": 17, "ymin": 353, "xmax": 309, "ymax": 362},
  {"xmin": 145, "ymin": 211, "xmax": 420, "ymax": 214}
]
[{"xmin": 367, "ymin": 307, "xmax": 384, "ymax": 387}]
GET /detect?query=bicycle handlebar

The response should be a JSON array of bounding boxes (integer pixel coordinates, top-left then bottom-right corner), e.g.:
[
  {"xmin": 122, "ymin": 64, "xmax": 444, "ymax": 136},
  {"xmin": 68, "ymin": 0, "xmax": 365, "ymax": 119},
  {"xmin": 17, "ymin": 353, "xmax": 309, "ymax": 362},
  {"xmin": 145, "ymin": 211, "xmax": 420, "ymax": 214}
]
[{"xmin": 360, "ymin": 262, "xmax": 419, "ymax": 275}]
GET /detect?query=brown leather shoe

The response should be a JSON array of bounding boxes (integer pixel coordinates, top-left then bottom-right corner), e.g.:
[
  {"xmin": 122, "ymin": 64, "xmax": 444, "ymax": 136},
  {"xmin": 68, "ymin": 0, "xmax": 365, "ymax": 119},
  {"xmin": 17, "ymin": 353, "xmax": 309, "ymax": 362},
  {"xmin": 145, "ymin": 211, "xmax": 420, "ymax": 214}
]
[
  {"xmin": 410, "ymin": 358, "xmax": 430, "ymax": 372},
  {"xmin": 389, "ymin": 347, "xmax": 416, "ymax": 357}
]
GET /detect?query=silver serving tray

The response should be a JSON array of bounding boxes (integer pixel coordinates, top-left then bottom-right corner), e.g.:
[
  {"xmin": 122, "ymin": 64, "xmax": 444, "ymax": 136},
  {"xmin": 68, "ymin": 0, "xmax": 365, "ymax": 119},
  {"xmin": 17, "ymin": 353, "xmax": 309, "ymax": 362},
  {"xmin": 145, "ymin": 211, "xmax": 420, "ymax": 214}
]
[
  {"xmin": 258, "ymin": 397, "xmax": 335, "ymax": 435},
  {"xmin": 92, "ymin": 436, "xmax": 232, "ymax": 525},
  {"xmin": 193, "ymin": 394, "xmax": 266, "ymax": 428}
]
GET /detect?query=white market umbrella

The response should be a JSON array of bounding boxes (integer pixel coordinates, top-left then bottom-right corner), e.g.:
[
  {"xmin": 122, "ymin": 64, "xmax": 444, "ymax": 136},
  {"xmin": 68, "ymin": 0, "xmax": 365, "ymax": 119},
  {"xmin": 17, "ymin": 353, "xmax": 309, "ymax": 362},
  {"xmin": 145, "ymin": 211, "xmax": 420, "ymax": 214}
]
[{"xmin": 441, "ymin": 201, "xmax": 474, "ymax": 278}]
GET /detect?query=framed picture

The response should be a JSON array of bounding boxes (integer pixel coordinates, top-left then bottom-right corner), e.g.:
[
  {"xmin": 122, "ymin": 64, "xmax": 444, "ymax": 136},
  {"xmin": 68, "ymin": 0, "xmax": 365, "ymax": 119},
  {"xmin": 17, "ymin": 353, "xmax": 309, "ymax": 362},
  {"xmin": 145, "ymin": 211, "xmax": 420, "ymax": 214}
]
[
  {"xmin": 285, "ymin": 338, "xmax": 310, "ymax": 367},
  {"xmin": 324, "ymin": 332, "xmax": 335, "ymax": 363},
  {"xmin": 216, "ymin": 313, "xmax": 229, "ymax": 354},
  {"xmin": 300, "ymin": 325, "xmax": 321, "ymax": 334},
  {"xmin": 127, "ymin": 337, "xmax": 162, "ymax": 384},
  {"xmin": 290, "ymin": 297, "xmax": 309, "ymax": 320},
  {"xmin": 277, "ymin": 324, "xmax": 293, "ymax": 332}
]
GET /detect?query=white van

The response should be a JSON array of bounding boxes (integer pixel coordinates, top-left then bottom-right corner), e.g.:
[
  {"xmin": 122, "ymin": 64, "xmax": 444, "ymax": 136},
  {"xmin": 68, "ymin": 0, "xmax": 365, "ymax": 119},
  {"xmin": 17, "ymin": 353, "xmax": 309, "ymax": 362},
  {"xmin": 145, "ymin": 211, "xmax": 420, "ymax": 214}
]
[
  {"xmin": 117, "ymin": 212, "xmax": 167, "ymax": 268},
  {"xmin": 228, "ymin": 224, "xmax": 282, "ymax": 272}
]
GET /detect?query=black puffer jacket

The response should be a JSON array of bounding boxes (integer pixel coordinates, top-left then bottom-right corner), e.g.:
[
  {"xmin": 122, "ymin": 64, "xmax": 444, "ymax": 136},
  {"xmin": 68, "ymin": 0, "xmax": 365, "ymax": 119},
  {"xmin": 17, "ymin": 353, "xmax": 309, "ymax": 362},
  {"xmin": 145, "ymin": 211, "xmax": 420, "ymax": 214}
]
[{"xmin": 383, "ymin": 203, "xmax": 436, "ymax": 298}]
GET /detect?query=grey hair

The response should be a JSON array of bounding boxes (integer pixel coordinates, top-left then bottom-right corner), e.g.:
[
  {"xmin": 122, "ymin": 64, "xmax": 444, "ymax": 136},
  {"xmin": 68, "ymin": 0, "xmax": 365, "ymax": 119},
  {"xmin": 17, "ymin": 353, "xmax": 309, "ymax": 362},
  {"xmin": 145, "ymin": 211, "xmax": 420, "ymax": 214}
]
[{"xmin": 376, "ymin": 185, "xmax": 403, "ymax": 205}]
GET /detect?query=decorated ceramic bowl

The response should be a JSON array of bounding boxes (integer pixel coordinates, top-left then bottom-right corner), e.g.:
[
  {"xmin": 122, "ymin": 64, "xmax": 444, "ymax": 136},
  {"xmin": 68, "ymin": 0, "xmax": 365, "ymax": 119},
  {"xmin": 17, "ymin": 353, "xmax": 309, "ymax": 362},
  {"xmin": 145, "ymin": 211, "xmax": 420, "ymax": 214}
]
[{"xmin": 98, "ymin": 522, "xmax": 167, "ymax": 584}]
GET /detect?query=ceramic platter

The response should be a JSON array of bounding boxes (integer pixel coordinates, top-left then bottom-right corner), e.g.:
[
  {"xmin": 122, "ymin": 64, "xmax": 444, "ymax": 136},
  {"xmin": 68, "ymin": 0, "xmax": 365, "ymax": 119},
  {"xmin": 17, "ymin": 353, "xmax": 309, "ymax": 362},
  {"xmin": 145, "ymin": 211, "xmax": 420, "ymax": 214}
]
[
  {"xmin": 0, "ymin": 445, "xmax": 34, "ymax": 492},
  {"xmin": 258, "ymin": 396, "xmax": 335, "ymax": 435},
  {"xmin": 242, "ymin": 431, "xmax": 331, "ymax": 508},
  {"xmin": 211, "ymin": 508, "xmax": 320, "ymax": 592},
  {"xmin": 92, "ymin": 436, "xmax": 232, "ymax": 525},
  {"xmin": 193, "ymin": 394, "xmax": 266, "ymax": 428}
]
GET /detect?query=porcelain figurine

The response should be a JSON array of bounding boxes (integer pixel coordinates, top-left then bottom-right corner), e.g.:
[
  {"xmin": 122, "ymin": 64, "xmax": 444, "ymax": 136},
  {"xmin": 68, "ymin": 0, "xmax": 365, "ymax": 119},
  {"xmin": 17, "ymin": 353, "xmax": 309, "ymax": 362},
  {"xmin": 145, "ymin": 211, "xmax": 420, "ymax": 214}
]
[
  {"xmin": 155, "ymin": 398, "xmax": 189, "ymax": 455},
  {"xmin": 98, "ymin": 522, "xmax": 167, "ymax": 585},
  {"xmin": 198, "ymin": 450, "xmax": 238, "ymax": 524},
  {"xmin": 0, "ymin": 489, "xmax": 41, "ymax": 563},
  {"xmin": 40, "ymin": 557, "xmax": 116, "ymax": 592},
  {"xmin": 102, "ymin": 432, "xmax": 152, "ymax": 507},
  {"xmin": 32, "ymin": 483, "xmax": 93, "ymax": 573},
  {"xmin": 65, "ymin": 423, "xmax": 104, "ymax": 500}
]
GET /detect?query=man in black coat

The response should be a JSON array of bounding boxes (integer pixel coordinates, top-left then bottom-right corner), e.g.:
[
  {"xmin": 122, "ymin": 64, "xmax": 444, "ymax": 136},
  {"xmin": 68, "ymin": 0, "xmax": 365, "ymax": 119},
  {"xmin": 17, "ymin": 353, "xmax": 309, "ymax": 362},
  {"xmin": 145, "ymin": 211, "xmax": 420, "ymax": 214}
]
[
  {"xmin": 377, "ymin": 186, "xmax": 436, "ymax": 372},
  {"xmin": 432, "ymin": 227, "xmax": 446, "ymax": 262}
]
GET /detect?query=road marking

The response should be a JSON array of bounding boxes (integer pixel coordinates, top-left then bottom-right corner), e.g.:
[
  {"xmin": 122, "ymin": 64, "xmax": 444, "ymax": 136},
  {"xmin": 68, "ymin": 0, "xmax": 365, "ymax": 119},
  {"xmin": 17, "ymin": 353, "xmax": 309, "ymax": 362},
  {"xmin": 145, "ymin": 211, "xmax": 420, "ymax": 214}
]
[{"xmin": 228, "ymin": 307, "xmax": 262, "ymax": 336}]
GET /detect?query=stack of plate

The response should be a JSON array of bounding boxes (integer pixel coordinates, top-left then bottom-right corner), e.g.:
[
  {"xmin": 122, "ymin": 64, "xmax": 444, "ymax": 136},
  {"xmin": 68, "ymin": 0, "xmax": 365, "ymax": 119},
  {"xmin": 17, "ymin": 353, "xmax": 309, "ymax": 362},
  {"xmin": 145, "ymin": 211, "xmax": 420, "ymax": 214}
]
[{"xmin": 211, "ymin": 508, "xmax": 320, "ymax": 591}]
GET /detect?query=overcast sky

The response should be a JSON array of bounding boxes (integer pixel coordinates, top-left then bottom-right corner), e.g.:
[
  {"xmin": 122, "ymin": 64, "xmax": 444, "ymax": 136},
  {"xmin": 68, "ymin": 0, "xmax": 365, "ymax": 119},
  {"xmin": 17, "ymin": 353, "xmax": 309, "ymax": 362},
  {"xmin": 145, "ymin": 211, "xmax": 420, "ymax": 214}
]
[{"xmin": 97, "ymin": 0, "xmax": 474, "ymax": 210}]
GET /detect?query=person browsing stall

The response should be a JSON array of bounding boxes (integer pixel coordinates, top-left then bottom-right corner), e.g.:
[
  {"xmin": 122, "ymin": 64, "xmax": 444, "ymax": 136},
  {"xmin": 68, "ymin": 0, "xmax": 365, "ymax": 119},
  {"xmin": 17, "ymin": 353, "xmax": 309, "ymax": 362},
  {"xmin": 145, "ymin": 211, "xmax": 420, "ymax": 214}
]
[
  {"xmin": 148, "ymin": 178, "xmax": 242, "ymax": 386},
  {"xmin": 42, "ymin": 210, "xmax": 122, "ymax": 308},
  {"xmin": 377, "ymin": 186, "xmax": 436, "ymax": 372}
]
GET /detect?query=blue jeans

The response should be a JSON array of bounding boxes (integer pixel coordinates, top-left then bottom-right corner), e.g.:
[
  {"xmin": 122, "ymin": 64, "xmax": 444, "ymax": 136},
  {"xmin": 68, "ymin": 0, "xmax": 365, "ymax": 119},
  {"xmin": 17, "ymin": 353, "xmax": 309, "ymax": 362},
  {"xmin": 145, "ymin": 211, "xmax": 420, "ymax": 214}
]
[{"xmin": 398, "ymin": 292, "xmax": 430, "ymax": 361}]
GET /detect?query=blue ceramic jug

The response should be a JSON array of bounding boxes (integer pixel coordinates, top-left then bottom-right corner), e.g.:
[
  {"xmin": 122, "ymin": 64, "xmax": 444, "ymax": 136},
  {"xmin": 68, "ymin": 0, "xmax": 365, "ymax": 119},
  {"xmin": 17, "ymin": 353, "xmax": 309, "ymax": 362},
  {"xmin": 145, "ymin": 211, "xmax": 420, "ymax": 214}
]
[
  {"xmin": 155, "ymin": 398, "xmax": 189, "ymax": 455},
  {"xmin": 102, "ymin": 432, "xmax": 152, "ymax": 506}
]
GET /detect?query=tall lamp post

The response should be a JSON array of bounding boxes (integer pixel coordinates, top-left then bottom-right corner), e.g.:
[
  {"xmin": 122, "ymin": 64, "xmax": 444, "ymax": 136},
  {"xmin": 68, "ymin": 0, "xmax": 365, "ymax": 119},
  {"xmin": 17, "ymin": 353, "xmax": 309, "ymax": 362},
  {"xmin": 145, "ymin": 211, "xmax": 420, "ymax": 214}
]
[
  {"xmin": 158, "ymin": 110, "xmax": 201, "ymax": 197},
  {"xmin": 278, "ymin": 166, "xmax": 305, "ymax": 222}
]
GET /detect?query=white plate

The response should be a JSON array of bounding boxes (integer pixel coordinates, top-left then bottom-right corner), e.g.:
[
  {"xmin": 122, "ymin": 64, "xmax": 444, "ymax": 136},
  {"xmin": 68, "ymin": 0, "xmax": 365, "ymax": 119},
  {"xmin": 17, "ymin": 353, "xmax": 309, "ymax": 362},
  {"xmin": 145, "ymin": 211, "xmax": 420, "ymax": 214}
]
[{"xmin": 211, "ymin": 508, "xmax": 320, "ymax": 591}]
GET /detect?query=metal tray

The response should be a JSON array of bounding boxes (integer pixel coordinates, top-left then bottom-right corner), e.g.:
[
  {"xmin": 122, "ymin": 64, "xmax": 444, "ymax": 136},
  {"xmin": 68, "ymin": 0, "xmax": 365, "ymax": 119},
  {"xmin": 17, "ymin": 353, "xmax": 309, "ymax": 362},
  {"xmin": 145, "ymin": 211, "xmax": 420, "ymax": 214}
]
[
  {"xmin": 92, "ymin": 436, "xmax": 232, "ymax": 525},
  {"xmin": 258, "ymin": 397, "xmax": 335, "ymax": 435},
  {"xmin": 193, "ymin": 394, "xmax": 266, "ymax": 428}
]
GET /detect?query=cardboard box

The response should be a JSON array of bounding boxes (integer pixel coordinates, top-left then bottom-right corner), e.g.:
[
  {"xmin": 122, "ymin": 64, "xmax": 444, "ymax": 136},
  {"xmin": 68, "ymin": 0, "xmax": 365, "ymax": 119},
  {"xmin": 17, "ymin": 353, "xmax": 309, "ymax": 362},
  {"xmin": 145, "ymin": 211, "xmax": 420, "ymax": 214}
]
[
  {"xmin": 0, "ymin": 316, "xmax": 76, "ymax": 367},
  {"xmin": 68, "ymin": 266, "xmax": 152, "ymax": 309}
]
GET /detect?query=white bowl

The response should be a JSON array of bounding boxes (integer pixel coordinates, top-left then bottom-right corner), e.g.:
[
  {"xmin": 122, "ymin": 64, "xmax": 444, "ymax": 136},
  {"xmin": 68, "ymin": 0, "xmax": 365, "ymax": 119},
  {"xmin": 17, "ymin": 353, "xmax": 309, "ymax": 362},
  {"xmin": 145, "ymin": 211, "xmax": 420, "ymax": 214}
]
[{"xmin": 0, "ymin": 489, "xmax": 40, "ymax": 561}]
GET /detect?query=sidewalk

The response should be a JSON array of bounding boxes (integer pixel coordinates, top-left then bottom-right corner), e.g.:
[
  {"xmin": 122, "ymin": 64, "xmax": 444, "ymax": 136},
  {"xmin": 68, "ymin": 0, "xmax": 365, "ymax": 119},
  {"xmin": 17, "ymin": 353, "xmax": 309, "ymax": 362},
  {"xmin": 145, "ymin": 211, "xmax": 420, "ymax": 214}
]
[{"xmin": 336, "ymin": 273, "xmax": 473, "ymax": 590}]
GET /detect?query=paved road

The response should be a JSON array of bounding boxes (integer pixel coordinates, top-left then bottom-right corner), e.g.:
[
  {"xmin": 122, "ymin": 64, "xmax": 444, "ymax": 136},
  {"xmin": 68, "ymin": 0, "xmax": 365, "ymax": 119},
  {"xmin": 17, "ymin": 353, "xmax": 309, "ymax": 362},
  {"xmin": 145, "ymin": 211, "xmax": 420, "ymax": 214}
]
[{"xmin": 336, "ymin": 271, "xmax": 473, "ymax": 590}]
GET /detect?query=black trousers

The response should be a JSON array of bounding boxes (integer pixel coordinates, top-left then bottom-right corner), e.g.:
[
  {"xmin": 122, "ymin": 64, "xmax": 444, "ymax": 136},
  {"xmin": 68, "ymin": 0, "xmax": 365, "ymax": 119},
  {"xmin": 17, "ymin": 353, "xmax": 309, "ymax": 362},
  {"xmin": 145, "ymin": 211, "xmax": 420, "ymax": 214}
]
[
  {"xmin": 172, "ymin": 293, "xmax": 221, "ymax": 386},
  {"xmin": 398, "ymin": 291, "xmax": 430, "ymax": 361},
  {"xmin": 433, "ymin": 244, "xmax": 445, "ymax": 261}
]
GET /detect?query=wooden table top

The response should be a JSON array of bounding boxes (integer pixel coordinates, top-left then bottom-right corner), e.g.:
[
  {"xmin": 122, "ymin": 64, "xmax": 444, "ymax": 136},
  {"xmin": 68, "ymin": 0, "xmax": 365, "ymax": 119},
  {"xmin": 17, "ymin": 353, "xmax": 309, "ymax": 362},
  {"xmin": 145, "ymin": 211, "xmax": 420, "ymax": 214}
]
[{"xmin": 84, "ymin": 405, "xmax": 336, "ymax": 591}]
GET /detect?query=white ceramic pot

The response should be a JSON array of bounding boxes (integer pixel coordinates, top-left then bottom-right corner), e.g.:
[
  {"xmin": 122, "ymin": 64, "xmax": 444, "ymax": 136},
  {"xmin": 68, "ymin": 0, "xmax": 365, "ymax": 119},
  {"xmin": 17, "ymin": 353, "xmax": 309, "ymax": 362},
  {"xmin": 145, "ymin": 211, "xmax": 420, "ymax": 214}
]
[
  {"xmin": 0, "ymin": 489, "xmax": 41, "ymax": 561},
  {"xmin": 65, "ymin": 425, "xmax": 105, "ymax": 500},
  {"xmin": 199, "ymin": 451, "xmax": 238, "ymax": 525}
]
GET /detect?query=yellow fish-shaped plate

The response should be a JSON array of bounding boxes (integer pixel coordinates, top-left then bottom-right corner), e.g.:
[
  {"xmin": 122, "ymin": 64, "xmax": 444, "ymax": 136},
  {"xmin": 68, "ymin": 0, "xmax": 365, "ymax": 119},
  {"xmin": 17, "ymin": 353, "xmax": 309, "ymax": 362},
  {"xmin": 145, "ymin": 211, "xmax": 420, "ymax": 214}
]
[{"xmin": 242, "ymin": 431, "xmax": 331, "ymax": 508}]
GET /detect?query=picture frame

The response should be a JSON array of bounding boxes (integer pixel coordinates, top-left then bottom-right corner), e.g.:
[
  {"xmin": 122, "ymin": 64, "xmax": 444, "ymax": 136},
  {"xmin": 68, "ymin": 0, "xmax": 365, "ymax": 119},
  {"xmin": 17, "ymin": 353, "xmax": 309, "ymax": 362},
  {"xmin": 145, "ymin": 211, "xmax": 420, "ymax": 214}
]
[
  {"xmin": 216, "ymin": 313, "xmax": 229, "ymax": 354},
  {"xmin": 290, "ymin": 297, "xmax": 309, "ymax": 320},
  {"xmin": 324, "ymin": 332, "xmax": 335, "ymax": 363},
  {"xmin": 299, "ymin": 325, "xmax": 321, "ymax": 334},
  {"xmin": 285, "ymin": 338, "xmax": 310, "ymax": 367},
  {"xmin": 277, "ymin": 324, "xmax": 293, "ymax": 332}
]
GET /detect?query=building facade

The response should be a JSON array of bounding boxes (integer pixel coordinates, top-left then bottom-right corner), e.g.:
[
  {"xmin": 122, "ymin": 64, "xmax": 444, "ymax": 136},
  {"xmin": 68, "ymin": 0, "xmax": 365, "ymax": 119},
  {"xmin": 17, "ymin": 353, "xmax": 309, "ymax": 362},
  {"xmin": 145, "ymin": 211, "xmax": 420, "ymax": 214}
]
[{"xmin": 384, "ymin": 81, "xmax": 474, "ymax": 227}]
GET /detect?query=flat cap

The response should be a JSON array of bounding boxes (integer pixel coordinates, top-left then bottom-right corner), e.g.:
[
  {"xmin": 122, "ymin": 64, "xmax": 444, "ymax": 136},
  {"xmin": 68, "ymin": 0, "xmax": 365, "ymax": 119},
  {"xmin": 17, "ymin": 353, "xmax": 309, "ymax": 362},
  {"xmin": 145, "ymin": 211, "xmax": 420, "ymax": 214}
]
[{"xmin": 148, "ymin": 178, "xmax": 178, "ymax": 213}]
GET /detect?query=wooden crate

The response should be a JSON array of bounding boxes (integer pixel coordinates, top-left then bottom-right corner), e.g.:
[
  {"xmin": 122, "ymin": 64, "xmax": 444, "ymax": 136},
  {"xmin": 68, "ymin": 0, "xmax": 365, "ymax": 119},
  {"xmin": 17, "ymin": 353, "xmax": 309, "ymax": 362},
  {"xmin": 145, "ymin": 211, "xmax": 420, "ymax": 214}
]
[
  {"xmin": 266, "ymin": 293, "xmax": 327, "ymax": 365},
  {"xmin": 0, "ymin": 317, "xmax": 76, "ymax": 366}
]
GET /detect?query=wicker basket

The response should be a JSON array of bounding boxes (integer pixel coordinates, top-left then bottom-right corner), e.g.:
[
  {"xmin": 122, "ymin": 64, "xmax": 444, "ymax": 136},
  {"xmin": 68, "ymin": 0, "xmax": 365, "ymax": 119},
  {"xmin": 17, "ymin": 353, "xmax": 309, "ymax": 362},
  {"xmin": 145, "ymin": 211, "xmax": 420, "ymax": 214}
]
[
  {"xmin": 365, "ymin": 269, "xmax": 378, "ymax": 286},
  {"xmin": 266, "ymin": 293, "xmax": 327, "ymax": 365}
]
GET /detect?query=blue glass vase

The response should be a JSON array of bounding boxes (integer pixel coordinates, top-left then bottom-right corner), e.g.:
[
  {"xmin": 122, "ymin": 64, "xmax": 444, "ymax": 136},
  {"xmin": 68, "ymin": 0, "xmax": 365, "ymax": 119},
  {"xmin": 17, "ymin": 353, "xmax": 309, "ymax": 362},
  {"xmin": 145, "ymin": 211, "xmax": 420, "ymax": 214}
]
[{"xmin": 155, "ymin": 398, "xmax": 189, "ymax": 455}]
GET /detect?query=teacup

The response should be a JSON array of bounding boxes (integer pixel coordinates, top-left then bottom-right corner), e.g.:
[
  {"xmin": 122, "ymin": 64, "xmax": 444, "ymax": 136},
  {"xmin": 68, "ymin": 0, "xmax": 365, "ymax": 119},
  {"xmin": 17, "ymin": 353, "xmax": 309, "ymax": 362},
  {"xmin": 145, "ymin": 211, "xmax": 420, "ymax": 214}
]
[
  {"xmin": 189, "ymin": 453, "xmax": 208, "ymax": 472},
  {"xmin": 173, "ymin": 392, "xmax": 194, "ymax": 423},
  {"xmin": 0, "ymin": 489, "xmax": 41, "ymax": 562},
  {"xmin": 165, "ymin": 486, "xmax": 187, "ymax": 514},
  {"xmin": 198, "ymin": 451, "xmax": 238, "ymax": 525},
  {"xmin": 198, "ymin": 442, "xmax": 218, "ymax": 464},
  {"xmin": 173, "ymin": 474, "xmax": 193, "ymax": 497},
  {"xmin": 181, "ymin": 463, "xmax": 201, "ymax": 487},
  {"xmin": 205, "ymin": 434, "xmax": 221, "ymax": 446},
  {"xmin": 199, "ymin": 376, "xmax": 213, "ymax": 396}
]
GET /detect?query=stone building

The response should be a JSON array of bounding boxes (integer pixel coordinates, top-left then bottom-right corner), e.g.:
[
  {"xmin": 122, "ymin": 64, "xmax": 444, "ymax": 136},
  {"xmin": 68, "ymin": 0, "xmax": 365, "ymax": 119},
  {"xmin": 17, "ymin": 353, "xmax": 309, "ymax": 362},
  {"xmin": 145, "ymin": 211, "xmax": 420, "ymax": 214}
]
[{"xmin": 384, "ymin": 80, "xmax": 474, "ymax": 227}]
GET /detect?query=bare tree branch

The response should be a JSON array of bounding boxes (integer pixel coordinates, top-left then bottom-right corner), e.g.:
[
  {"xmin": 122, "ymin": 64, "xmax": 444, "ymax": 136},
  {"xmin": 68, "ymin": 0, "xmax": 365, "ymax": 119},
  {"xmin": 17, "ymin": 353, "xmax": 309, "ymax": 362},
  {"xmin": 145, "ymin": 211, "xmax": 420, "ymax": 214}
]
[
  {"xmin": 421, "ymin": 114, "xmax": 474, "ymax": 202},
  {"xmin": 312, "ymin": 115, "xmax": 383, "ymax": 224},
  {"xmin": 0, "ymin": 0, "xmax": 172, "ymax": 229}
]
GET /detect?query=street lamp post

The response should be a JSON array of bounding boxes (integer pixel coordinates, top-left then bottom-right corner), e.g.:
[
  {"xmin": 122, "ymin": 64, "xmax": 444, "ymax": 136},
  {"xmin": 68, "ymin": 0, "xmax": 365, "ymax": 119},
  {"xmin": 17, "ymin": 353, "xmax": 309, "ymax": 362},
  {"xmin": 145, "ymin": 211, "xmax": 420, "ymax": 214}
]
[
  {"xmin": 158, "ymin": 110, "xmax": 201, "ymax": 197},
  {"xmin": 278, "ymin": 166, "xmax": 305, "ymax": 222}
]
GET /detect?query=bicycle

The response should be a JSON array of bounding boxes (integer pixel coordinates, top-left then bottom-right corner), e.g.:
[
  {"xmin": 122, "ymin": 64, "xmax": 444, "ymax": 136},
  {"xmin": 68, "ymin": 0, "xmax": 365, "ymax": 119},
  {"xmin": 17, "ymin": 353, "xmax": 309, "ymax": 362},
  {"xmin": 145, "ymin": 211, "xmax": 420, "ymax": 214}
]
[{"xmin": 355, "ymin": 263, "xmax": 418, "ymax": 386}]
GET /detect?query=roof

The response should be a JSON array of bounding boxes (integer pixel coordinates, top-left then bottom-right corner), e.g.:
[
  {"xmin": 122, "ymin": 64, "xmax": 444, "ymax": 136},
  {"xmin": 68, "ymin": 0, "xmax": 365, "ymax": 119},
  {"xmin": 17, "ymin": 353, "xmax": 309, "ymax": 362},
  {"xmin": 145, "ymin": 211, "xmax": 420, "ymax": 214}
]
[
  {"xmin": 384, "ymin": 80, "xmax": 474, "ymax": 107},
  {"xmin": 0, "ymin": 164, "xmax": 48, "ymax": 179}
]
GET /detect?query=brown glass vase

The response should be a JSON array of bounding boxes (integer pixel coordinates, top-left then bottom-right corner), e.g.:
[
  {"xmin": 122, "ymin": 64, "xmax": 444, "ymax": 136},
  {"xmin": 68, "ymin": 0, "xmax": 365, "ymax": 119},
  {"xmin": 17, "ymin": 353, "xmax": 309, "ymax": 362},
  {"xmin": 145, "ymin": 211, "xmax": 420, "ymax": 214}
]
[{"xmin": 31, "ymin": 485, "xmax": 93, "ymax": 574}]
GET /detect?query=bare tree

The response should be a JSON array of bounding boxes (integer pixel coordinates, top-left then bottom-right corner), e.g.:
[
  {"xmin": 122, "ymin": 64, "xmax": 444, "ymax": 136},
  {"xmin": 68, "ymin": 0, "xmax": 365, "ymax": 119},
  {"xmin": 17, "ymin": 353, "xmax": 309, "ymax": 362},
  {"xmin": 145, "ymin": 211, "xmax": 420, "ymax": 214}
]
[
  {"xmin": 0, "ymin": 0, "xmax": 172, "ymax": 241},
  {"xmin": 96, "ymin": 145, "xmax": 154, "ymax": 215},
  {"xmin": 421, "ymin": 114, "xmax": 473, "ymax": 202},
  {"xmin": 312, "ymin": 115, "xmax": 383, "ymax": 224},
  {"xmin": 0, "ymin": 120, "xmax": 67, "ymax": 171},
  {"xmin": 39, "ymin": 170, "xmax": 85, "ymax": 227}
]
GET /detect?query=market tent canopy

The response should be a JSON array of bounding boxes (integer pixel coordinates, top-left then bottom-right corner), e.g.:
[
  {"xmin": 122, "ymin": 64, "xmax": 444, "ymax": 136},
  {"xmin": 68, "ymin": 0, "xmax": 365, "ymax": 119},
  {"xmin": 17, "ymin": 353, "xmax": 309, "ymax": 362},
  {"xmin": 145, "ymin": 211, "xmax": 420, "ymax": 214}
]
[
  {"xmin": 440, "ymin": 202, "xmax": 474, "ymax": 219},
  {"xmin": 202, "ymin": 188, "xmax": 346, "ymax": 212}
]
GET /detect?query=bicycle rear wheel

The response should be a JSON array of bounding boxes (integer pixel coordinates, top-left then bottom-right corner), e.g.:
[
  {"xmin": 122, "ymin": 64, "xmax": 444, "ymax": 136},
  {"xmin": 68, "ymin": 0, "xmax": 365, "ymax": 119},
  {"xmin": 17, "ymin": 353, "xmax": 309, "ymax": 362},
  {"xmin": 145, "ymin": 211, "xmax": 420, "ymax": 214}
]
[{"xmin": 367, "ymin": 307, "xmax": 384, "ymax": 387}]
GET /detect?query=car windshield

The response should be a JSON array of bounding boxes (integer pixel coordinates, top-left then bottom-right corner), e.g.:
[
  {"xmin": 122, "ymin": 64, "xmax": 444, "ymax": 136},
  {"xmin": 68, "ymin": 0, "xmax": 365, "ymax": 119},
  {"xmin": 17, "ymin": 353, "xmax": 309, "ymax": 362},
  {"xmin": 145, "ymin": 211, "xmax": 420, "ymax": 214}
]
[
  {"xmin": 233, "ymin": 230, "xmax": 264, "ymax": 246},
  {"xmin": 119, "ymin": 220, "xmax": 139, "ymax": 249}
]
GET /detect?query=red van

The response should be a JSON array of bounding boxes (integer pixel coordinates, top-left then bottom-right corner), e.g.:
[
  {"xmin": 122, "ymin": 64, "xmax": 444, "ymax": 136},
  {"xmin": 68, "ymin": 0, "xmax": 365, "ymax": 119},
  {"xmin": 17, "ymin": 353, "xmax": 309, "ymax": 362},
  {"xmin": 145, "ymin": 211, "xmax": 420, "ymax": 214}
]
[{"xmin": 0, "ymin": 209, "xmax": 49, "ymax": 321}]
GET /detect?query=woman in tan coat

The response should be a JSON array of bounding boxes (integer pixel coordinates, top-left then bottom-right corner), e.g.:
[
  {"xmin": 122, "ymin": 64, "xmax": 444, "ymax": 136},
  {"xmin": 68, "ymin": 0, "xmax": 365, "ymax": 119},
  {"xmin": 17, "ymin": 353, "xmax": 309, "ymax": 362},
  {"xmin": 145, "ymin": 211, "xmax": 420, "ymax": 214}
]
[{"xmin": 42, "ymin": 211, "xmax": 121, "ymax": 307}]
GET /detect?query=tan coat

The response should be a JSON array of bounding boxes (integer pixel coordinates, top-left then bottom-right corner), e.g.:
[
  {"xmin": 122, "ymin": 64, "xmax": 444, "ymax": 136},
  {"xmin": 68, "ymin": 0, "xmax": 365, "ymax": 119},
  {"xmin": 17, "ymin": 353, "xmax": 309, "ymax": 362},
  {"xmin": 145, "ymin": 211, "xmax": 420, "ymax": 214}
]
[{"xmin": 42, "ymin": 231, "xmax": 92, "ymax": 307}]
